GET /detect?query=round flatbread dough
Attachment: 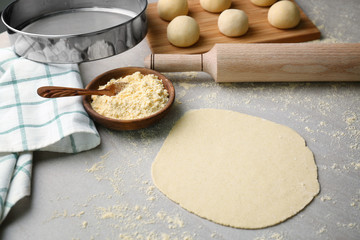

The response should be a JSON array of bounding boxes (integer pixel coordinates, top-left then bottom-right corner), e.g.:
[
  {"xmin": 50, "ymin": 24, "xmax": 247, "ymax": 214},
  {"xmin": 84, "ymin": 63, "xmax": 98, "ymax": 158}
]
[
  {"xmin": 157, "ymin": 0, "xmax": 188, "ymax": 21},
  {"xmin": 268, "ymin": 0, "xmax": 301, "ymax": 29},
  {"xmin": 251, "ymin": 0, "xmax": 277, "ymax": 7},
  {"xmin": 218, "ymin": 9, "xmax": 249, "ymax": 37},
  {"xmin": 200, "ymin": 0, "xmax": 232, "ymax": 13},
  {"xmin": 152, "ymin": 109, "xmax": 320, "ymax": 229},
  {"xmin": 167, "ymin": 16, "xmax": 200, "ymax": 47}
]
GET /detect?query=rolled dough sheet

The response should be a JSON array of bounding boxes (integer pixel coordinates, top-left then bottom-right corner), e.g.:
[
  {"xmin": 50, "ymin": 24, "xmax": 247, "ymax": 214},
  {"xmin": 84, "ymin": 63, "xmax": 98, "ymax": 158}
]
[{"xmin": 152, "ymin": 109, "xmax": 320, "ymax": 229}]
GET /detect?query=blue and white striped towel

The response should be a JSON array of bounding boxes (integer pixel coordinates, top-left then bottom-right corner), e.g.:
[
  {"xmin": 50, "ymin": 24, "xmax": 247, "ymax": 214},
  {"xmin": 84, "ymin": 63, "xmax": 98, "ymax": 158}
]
[{"xmin": 0, "ymin": 48, "xmax": 101, "ymax": 223}]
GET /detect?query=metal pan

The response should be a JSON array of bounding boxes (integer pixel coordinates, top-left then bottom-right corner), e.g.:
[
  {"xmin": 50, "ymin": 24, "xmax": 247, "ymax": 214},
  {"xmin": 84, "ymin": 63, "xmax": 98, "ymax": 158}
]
[{"xmin": 1, "ymin": 0, "xmax": 148, "ymax": 63}]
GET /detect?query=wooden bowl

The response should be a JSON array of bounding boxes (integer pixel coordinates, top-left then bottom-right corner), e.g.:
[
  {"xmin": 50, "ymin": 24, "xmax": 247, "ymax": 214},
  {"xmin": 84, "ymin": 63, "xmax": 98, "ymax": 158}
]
[{"xmin": 82, "ymin": 67, "xmax": 175, "ymax": 130}]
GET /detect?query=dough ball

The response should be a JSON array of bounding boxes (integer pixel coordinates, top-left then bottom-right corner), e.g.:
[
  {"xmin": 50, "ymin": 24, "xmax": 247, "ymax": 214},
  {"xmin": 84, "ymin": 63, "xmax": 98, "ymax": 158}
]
[
  {"xmin": 167, "ymin": 16, "xmax": 200, "ymax": 47},
  {"xmin": 268, "ymin": 0, "xmax": 301, "ymax": 29},
  {"xmin": 157, "ymin": 0, "xmax": 188, "ymax": 21},
  {"xmin": 250, "ymin": 0, "xmax": 277, "ymax": 7},
  {"xmin": 200, "ymin": 0, "xmax": 232, "ymax": 13},
  {"xmin": 218, "ymin": 9, "xmax": 249, "ymax": 37}
]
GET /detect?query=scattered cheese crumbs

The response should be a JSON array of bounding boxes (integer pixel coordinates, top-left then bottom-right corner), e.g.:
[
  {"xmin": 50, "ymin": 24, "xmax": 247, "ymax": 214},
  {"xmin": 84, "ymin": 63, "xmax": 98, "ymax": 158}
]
[{"xmin": 91, "ymin": 71, "xmax": 169, "ymax": 120}]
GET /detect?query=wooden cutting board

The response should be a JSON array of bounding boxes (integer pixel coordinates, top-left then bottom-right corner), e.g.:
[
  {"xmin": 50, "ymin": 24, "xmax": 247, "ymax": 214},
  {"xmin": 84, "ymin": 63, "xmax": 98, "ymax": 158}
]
[{"xmin": 146, "ymin": 0, "xmax": 321, "ymax": 54}]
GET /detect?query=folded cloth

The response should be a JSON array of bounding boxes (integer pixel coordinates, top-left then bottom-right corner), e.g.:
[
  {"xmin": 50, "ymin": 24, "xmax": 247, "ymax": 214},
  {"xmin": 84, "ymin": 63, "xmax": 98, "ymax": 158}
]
[{"xmin": 0, "ymin": 48, "xmax": 101, "ymax": 223}]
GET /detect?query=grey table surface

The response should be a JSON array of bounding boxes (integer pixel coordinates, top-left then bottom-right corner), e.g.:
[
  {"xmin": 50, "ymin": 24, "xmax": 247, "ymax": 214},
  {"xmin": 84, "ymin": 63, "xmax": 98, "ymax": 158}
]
[{"xmin": 0, "ymin": 0, "xmax": 359, "ymax": 239}]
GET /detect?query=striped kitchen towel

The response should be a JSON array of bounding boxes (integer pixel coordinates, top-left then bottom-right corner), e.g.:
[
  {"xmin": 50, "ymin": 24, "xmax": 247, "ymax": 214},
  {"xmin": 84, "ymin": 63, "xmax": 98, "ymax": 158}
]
[{"xmin": 0, "ymin": 48, "xmax": 101, "ymax": 223}]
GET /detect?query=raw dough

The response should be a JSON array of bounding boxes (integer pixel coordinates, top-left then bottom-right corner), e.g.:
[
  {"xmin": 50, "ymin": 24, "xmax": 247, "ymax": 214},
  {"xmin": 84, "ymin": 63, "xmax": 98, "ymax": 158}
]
[
  {"xmin": 218, "ymin": 9, "xmax": 249, "ymax": 37},
  {"xmin": 251, "ymin": 0, "xmax": 277, "ymax": 7},
  {"xmin": 167, "ymin": 16, "xmax": 200, "ymax": 47},
  {"xmin": 268, "ymin": 0, "xmax": 301, "ymax": 29},
  {"xmin": 200, "ymin": 0, "xmax": 232, "ymax": 13},
  {"xmin": 152, "ymin": 109, "xmax": 320, "ymax": 229},
  {"xmin": 157, "ymin": 0, "xmax": 188, "ymax": 21}
]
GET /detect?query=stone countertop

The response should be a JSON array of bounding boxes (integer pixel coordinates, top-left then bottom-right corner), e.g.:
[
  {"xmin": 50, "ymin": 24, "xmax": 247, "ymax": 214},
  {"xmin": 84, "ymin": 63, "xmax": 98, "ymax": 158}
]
[{"xmin": 0, "ymin": 0, "xmax": 359, "ymax": 239}]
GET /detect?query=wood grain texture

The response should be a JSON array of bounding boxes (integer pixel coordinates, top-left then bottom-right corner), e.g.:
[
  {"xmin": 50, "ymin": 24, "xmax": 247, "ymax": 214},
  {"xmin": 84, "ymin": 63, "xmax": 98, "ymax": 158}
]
[
  {"xmin": 145, "ymin": 43, "xmax": 360, "ymax": 82},
  {"xmin": 37, "ymin": 85, "xmax": 124, "ymax": 98},
  {"xmin": 146, "ymin": 0, "xmax": 321, "ymax": 54}
]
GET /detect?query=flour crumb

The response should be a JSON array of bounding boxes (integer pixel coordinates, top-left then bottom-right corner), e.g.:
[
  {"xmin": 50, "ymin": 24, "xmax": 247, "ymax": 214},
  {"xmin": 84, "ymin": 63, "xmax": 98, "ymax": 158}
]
[
  {"xmin": 62, "ymin": 210, "xmax": 68, "ymax": 217},
  {"xmin": 270, "ymin": 232, "xmax": 284, "ymax": 240},
  {"xmin": 337, "ymin": 222, "xmax": 358, "ymax": 229},
  {"xmin": 319, "ymin": 121, "xmax": 327, "ymax": 127},
  {"xmin": 316, "ymin": 226, "xmax": 327, "ymax": 234},
  {"xmin": 183, "ymin": 235, "xmax": 194, "ymax": 240},
  {"xmin": 351, "ymin": 162, "xmax": 360, "ymax": 170},
  {"xmin": 76, "ymin": 211, "xmax": 85, "ymax": 217},
  {"xmin": 320, "ymin": 195, "xmax": 333, "ymax": 202},
  {"xmin": 347, "ymin": 223, "xmax": 356, "ymax": 228},
  {"xmin": 305, "ymin": 126, "xmax": 314, "ymax": 133},
  {"xmin": 86, "ymin": 160, "xmax": 104, "ymax": 173},
  {"xmin": 82, "ymin": 221, "xmax": 88, "ymax": 228},
  {"xmin": 156, "ymin": 211, "xmax": 167, "ymax": 220},
  {"xmin": 344, "ymin": 111, "xmax": 358, "ymax": 125},
  {"xmin": 179, "ymin": 82, "xmax": 196, "ymax": 90},
  {"xmin": 146, "ymin": 186, "xmax": 155, "ymax": 195},
  {"xmin": 167, "ymin": 215, "xmax": 185, "ymax": 229},
  {"xmin": 160, "ymin": 233, "xmax": 170, "ymax": 240},
  {"xmin": 254, "ymin": 237, "xmax": 265, "ymax": 240},
  {"xmin": 100, "ymin": 151, "xmax": 111, "ymax": 160},
  {"xmin": 147, "ymin": 196, "xmax": 156, "ymax": 201},
  {"xmin": 119, "ymin": 233, "xmax": 135, "ymax": 240},
  {"xmin": 331, "ymin": 163, "xmax": 339, "ymax": 170},
  {"xmin": 350, "ymin": 193, "xmax": 360, "ymax": 208},
  {"xmin": 97, "ymin": 207, "xmax": 116, "ymax": 219},
  {"xmin": 254, "ymin": 232, "xmax": 285, "ymax": 240}
]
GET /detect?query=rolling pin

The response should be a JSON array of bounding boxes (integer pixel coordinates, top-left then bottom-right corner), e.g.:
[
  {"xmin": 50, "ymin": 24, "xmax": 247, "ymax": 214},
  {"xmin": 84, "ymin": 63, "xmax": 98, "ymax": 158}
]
[{"xmin": 144, "ymin": 43, "xmax": 360, "ymax": 82}]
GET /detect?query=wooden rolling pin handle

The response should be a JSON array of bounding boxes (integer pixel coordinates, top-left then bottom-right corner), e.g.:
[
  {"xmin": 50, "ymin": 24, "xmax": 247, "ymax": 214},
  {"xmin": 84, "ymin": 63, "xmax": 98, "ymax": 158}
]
[
  {"xmin": 144, "ymin": 54, "xmax": 203, "ymax": 72},
  {"xmin": 145, "ymin": 43, "xmax": 360, "ymax": 82}
]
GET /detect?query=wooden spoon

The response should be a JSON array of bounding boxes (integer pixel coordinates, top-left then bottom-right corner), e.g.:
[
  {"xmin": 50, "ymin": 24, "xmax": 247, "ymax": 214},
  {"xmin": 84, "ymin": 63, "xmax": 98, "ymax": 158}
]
[{"xmin": 37, "ymin": 82, "xmax": 127, "ymax": 98}]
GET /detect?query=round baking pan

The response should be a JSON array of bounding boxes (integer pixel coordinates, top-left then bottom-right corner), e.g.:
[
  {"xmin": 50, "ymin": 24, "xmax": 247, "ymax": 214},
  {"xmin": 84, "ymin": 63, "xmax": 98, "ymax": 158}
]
[{"xmin": 1, "ymin": 0, "xmax": 148, "ymax": 63}]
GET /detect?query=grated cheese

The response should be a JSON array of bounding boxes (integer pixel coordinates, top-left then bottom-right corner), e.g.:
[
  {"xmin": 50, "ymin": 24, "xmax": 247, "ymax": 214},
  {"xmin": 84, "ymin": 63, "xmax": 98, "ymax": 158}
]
[{"xmin": 91, "ymin": 72, "xmax": 169, "ymax": 120}]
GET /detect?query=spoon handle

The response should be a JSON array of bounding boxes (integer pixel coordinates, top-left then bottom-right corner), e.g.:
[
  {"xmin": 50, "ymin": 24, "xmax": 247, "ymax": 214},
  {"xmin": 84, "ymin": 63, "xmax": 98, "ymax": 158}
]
[{"xmin": 37, "ymin": 86, "xmax": 110, "ymax": 98}]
